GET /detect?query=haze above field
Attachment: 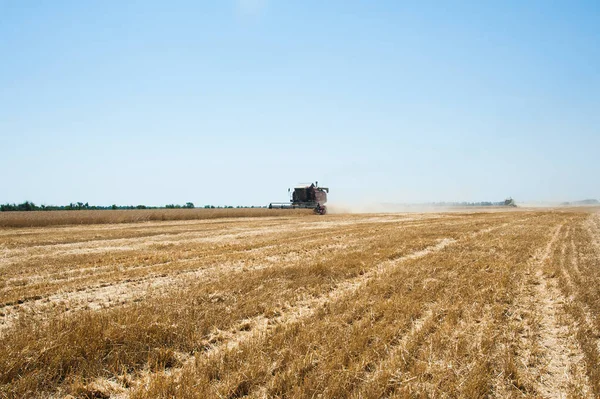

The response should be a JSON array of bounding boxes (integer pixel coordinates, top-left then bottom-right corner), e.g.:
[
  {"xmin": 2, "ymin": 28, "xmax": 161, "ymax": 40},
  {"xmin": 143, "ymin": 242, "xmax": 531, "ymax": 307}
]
[{"xmin": 1, "ymin": 1, "xmax": 598, "ymax": 206}]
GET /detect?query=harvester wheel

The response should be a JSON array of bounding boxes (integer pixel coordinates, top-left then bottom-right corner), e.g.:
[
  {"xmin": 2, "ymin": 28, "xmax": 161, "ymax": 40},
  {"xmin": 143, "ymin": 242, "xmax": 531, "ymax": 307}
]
[{"xmin": 314, "ymin": 205, "xmax": 327, "ymax": 215}]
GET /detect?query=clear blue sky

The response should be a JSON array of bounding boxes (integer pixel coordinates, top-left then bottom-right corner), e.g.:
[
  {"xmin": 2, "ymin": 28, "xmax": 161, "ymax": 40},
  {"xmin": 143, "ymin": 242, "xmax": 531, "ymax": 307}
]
[{"xmin": 1, "ymin": 1, "xmax": 598, "ymax": 206}]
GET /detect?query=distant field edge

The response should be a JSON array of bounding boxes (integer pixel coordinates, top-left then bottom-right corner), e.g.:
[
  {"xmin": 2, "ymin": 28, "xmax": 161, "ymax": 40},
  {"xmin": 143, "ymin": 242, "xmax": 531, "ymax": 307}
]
[{"xmin": 0, "ymin": 208, "xmax": 313, "ymax": 228}]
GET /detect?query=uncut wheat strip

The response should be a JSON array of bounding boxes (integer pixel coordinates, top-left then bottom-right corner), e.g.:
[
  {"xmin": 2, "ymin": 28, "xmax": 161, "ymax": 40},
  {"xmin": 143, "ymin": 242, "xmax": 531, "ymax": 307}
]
[
  {"xmin": 130, "ymin": 219, "xmax": 520, "ymax": 396},
  {"xmin": 0, "ymin": 215, "xmax": 242, "ymax": 241},
  {"xmin": 0, "ymin": 209, "xmax": 316, "ymax": 229}
]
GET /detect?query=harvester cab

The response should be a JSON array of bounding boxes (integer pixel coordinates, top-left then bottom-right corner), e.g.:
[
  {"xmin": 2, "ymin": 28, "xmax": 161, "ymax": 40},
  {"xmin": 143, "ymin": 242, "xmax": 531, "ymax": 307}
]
[{"xmin": 269, "ymin": 181, "xmax": 329, "ymax": 215}]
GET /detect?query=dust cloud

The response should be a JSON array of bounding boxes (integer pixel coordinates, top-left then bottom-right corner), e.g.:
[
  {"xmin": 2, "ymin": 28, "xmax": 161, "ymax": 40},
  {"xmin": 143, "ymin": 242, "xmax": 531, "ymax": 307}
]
[{"xmin": 326, "ymin": 202, "xmax": 458, "ymax": 214}]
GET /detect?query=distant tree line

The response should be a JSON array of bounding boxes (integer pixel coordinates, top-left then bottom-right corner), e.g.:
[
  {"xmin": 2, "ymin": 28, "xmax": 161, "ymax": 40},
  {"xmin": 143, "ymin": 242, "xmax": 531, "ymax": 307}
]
[
  {"xmin": 165, "ymin": 203, "xmax": 196, "ymax": 209},
  {"xmin": 0, "ymin": 201, "xmax": 166, "ymax": 212},
  {"xmin": 0, "ymin": 201, "xmax": 269, "ymax": 212}
]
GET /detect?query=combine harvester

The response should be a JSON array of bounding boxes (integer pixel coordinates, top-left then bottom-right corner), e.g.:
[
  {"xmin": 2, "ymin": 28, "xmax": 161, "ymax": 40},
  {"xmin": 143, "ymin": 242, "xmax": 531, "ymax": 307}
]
[
  {"xmin": 269, "ymin": 182, "xmax": 329, "ymax": 215},
  {"xmin": 504, "ymin": 198, "xmax": 517, "ymax": 207}
]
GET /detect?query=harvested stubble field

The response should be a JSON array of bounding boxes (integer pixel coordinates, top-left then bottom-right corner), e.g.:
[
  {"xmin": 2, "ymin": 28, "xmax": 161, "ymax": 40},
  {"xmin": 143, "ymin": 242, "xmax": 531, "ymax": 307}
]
[{"xmin": 1, "ymin": 208, "xmax": 599, "ymax": 398}]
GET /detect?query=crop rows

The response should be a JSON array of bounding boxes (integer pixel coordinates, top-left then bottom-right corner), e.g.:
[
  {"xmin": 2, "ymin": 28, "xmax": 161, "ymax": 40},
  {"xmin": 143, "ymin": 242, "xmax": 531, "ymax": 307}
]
[{"xmin": 0, "ymin": 209, "xmax": 598, "ymax": 398}]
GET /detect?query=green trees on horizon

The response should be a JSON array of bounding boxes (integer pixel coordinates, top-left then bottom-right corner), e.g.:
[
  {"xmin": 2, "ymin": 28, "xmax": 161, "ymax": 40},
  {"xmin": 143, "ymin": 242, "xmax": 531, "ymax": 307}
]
[
  {"xmin": 0, "ymin": 202, "xmax": 196, "ymax": 212},
  {"xmin": 0, "ymin": 201, "xmax": 267, "ymax": 212}
]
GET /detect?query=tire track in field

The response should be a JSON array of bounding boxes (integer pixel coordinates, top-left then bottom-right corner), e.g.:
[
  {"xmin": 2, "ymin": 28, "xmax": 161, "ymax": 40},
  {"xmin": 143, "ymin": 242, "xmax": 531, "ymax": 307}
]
[
  {"xmin": 130, "ymin": 220, "xmax": 518, "ymax": 397},
  {"xmin": 583, "ymin": 212, "xmax": 600, "ymax": 257},
  {"xmin": 511, "ymin": 223, "xmax": 592, "ymax": 398},
  {"xmin": 581, "ymin": 214, "xmax": 600, "ymax": 351},
  {"xmin": 556, "ymin": 214, "xmax": 600, "ymax": 396},
  {"xmin": 355, "ymin": 218, "xmax": 536, "ymax": 398},
  {"xmin": 556, "ymin": 227, "xmax": 591, "ymax": 320},
  {"xmin": 545, "ymin": 226, "xmax": 593, "ymax": 398}
]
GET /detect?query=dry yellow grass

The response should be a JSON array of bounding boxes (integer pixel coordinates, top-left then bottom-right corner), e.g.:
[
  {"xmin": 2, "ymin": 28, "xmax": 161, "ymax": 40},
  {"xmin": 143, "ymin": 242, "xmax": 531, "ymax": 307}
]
[
  {"xmin": 0, "ymin": 208, "xmax": 311, "ymax": 228},
  {"xmin": 0, "ymin": 208, "xmax": 598, "ymax": 398}
]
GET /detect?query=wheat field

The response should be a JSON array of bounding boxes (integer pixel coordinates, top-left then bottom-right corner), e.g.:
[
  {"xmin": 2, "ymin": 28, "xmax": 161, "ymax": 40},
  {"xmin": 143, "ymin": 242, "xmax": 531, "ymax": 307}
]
[
  {"xmin": 0, "ymin": 208, "xmax": 312, "ymax": 228},
  {"xmin": 1, "ymin": 208, "xmax": 599, "ymax": 398}
]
